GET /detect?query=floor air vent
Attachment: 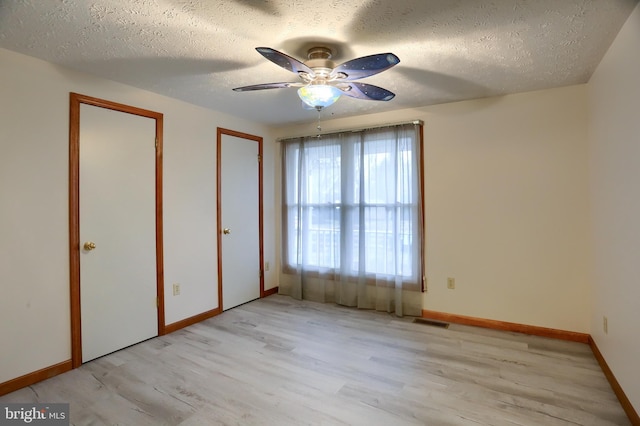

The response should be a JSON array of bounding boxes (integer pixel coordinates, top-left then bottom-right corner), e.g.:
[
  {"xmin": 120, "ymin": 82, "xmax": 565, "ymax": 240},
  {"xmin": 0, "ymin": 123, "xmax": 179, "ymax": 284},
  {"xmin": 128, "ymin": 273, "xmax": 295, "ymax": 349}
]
[{"xmin": 413, "ymin": 318, "xmax": 450, "ymax": 328}]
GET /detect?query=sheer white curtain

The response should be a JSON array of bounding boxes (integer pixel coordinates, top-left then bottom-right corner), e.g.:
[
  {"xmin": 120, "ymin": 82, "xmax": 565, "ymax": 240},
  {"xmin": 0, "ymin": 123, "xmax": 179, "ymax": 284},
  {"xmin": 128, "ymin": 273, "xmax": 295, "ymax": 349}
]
[{"xmin": 279, "ymin": 123, "xmax": 424, "ymax": 316}]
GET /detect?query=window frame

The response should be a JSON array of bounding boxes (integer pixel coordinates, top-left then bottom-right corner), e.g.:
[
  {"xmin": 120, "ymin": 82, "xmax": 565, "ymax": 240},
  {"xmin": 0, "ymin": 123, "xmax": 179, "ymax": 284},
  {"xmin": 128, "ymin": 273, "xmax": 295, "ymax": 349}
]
[{"xmin": 281, "ymin": 124, "xmax": 425, "ymax": 291}]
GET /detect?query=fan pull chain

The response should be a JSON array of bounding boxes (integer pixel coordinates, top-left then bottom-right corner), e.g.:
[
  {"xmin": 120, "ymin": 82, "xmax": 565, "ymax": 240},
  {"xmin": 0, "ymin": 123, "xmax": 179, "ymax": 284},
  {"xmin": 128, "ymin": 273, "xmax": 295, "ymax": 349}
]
[{"xmin": 316, "ymin": 106, "xmax": 322, "ymax": 139}]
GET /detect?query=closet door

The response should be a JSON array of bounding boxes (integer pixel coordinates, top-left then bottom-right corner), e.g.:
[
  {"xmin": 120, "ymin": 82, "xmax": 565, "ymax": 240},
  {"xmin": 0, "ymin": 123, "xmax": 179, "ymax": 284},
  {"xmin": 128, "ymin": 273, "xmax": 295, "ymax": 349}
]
[
  {"xmin": 218, "ymin": 128, "xmax": 262, "ymax": 310},
  {"xmin": 71, "ymin": 96, "xmax": 163, "ymax": 363}
]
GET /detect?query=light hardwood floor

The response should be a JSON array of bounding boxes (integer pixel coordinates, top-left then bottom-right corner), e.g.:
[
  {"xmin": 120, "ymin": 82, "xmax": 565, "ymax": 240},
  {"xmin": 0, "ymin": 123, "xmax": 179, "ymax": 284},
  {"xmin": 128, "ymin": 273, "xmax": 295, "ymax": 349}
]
[{"xmin": 1, "ymin": 295, "xmax": 630, "ymax": 425}]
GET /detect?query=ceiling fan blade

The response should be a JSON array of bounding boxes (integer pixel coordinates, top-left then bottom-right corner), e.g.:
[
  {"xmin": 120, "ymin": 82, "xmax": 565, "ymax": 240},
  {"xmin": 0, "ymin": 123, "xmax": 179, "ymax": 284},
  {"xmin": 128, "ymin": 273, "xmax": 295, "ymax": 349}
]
[
  {"xmin": 338, "ymin": 82, "xmax": 396, "ymax": 101},
  {"xmin": 232, "ymin": 82, "xmax": 302, "ymax": 92},
  {"xmin": 255, "ymin": 47, "xmax": 315, "ymax": 78},
  {"xmin": 331, "ymin": 53, "xmax": 400, "ymax": 81}
]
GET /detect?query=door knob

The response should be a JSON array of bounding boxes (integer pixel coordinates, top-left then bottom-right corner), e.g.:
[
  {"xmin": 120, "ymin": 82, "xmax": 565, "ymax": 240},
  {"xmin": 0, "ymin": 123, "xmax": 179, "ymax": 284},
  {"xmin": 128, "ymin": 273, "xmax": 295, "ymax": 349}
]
[
  {"xmin": 223, "ymin": 228, "xmax": 231, "ymax": 235},
  {"xmin": 83, "ymin": 241, "xmax": 96, "ymax": 251}
]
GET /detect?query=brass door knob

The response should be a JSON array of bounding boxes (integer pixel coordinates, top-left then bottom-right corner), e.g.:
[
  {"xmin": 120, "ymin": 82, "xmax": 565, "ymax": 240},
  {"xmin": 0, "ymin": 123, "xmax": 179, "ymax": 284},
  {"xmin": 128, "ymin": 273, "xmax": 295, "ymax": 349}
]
[
  {"xmin": 83, "ymin": 241, "xmax": 96, "ymax": 251},
  {"xmin": 223, "ymin": 228, "xmax": 231, "ymax": 235}
]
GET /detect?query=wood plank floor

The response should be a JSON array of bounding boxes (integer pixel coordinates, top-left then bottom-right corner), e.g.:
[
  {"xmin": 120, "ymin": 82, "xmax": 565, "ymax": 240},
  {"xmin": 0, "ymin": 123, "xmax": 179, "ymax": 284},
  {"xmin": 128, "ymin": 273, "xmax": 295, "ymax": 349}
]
[{"xmin": 1, "ymin": 295, "xmax": 629, "ymax": 425}]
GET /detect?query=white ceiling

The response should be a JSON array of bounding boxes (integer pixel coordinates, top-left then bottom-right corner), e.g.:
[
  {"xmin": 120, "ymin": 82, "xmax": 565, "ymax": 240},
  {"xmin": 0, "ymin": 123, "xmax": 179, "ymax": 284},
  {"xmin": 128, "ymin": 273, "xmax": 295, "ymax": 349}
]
[{"xmin": 0, "ymin": 0, "xmax": 637, "ymax": 126}]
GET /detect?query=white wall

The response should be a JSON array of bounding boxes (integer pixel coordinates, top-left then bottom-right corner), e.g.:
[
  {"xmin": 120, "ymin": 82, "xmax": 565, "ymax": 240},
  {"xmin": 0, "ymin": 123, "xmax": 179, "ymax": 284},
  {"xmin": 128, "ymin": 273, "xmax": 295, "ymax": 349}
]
[
  {"xmin": 276, "ymin": 84, "xmax": 591, "ymax": 333},
  {"xmin": 0, "ymin": 48, "xmax": 277, "ymax": 384},
  {"xmin": 587, "ymin": 3, "xmax": 640, "ymax": 411}
]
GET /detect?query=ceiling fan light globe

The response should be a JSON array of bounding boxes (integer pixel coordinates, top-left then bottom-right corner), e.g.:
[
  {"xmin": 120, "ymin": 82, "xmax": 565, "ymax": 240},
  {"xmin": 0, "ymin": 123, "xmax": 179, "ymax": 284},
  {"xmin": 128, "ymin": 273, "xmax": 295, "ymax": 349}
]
[{"xmin": 298, "ymin": 85, "xmax": 341, "ymax": 109}]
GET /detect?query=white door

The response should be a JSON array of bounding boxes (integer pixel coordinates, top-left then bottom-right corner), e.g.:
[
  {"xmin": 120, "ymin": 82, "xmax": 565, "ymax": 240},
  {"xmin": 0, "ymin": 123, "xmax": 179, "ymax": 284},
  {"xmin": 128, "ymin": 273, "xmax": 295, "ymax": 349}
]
[
  {"xmin": 79, "ymin": 104, "xmax": 158, "ymax": 362},
  {"xmin": 220, "ymin": 132, "xmax": 261, "ymax": 310}
]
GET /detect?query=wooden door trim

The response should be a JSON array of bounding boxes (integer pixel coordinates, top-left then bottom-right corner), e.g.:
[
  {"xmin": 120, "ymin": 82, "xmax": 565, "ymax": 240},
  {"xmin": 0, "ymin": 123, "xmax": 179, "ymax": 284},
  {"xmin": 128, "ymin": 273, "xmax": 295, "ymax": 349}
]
[
  {"xmin": 69, "ymin": 93, "xmax": 165, "ymax": 368},
  {"xmin": 216, "ymin": 127, "xmax": 264, "ymax": 312}
]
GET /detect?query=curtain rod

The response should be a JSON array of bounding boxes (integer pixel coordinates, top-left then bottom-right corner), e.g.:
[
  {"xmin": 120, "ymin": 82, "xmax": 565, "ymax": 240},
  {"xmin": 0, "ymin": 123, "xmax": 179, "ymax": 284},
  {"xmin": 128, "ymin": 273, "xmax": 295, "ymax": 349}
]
[{"xmin": 276, "ymin": 119, "xmax": 423, "ymax": 142}]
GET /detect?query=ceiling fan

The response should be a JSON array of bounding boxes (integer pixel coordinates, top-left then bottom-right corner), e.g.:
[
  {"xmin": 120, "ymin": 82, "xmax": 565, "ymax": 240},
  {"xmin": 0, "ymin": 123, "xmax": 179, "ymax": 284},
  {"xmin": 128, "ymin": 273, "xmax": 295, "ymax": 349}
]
[{"xmin": 233, "ymin": 46, "xmax": 400, "ymax": 110}]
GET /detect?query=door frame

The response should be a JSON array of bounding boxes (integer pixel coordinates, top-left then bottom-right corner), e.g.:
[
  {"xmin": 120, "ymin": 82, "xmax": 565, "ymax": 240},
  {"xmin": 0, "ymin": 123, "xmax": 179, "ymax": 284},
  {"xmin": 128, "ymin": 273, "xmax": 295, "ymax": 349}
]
[
  {"xmin": 69, "ymin": 93, "xmax": 165, "ymax": 368},
  {"xmin": 216, "ymin": 127, "xmax": 264, "ymax": 311}
]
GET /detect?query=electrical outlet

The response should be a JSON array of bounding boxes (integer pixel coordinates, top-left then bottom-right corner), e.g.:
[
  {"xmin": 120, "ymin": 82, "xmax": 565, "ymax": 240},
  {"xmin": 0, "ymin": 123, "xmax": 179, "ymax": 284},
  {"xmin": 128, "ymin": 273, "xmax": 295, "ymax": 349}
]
[
  {"xmin": 603, "ymin": 316, "xmax": 608, "ymax": 334},
  {"xmin": 173, "ymin": 283, "xmax": 181, "ymax": 296},
  {"xmin": 265, "ymin": 261, "xmax": 270, "ymax": 271},
  {"xmin": 447, "ymin": 277, "xmax": 455, "ymax": 289}
]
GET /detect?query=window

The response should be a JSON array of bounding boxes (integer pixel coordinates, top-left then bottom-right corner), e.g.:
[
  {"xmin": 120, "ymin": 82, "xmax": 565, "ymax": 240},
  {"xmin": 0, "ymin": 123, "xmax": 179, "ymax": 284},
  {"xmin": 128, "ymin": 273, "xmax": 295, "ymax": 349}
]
[{"xmin": 282, "ymin": 123, "xmax": 423, "ymax": 287}]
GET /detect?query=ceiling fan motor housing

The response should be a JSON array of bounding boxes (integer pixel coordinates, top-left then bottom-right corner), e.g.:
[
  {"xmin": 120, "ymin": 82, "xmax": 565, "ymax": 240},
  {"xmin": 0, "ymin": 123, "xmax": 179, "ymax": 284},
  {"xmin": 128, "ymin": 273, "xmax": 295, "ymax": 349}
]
[{"xmin": 304, "ymin": 47, "xmax": 335, "ymax": 79}]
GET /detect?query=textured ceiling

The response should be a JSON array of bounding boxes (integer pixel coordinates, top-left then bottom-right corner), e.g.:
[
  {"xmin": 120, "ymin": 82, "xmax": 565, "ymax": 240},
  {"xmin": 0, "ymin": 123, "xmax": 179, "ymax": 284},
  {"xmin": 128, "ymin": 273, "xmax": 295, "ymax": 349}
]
[{"xmin": 0, "ymin": 0, "xmax": 637, "ymax": 125}]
